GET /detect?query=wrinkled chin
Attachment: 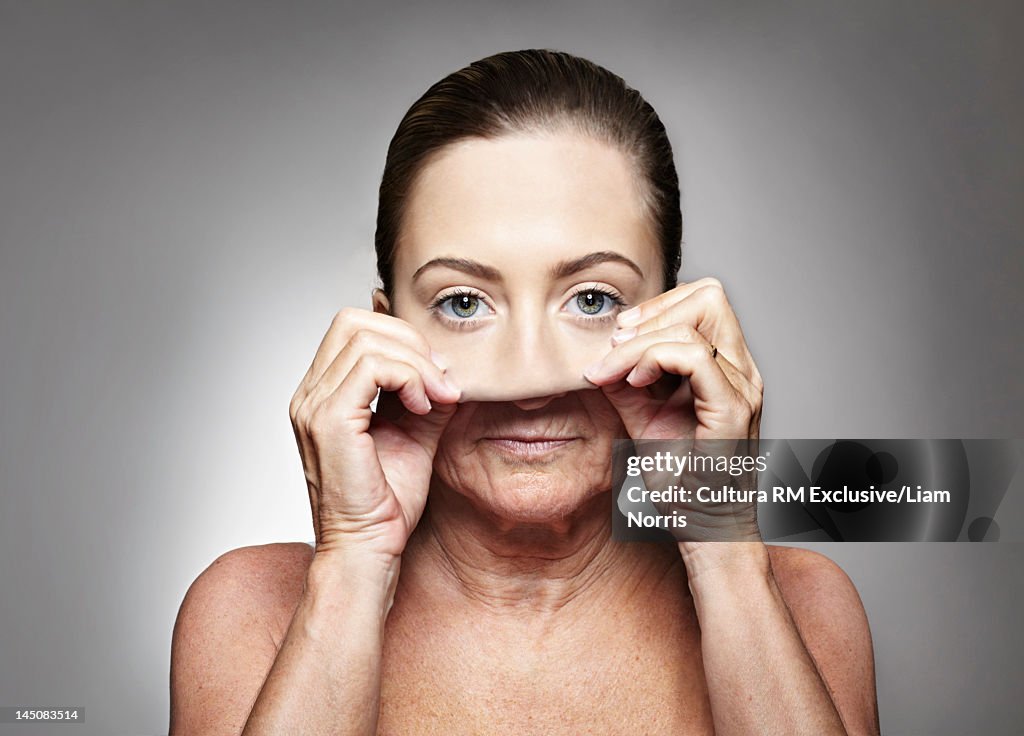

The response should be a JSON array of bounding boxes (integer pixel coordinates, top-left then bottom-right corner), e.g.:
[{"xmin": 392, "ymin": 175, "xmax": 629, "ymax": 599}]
[
  {"xmin": 433, "ymin": 453, "xmax": 612, "ymax": 528},
  {"xmin": 478, "ymin": 478, "xmax": 591, "ymax": 525}
]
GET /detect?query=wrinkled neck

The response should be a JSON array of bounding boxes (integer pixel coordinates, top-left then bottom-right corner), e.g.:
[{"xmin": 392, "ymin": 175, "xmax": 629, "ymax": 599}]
[{"xmin": 399, "ymin": 481, "xmax": 685, "ymax": 618}]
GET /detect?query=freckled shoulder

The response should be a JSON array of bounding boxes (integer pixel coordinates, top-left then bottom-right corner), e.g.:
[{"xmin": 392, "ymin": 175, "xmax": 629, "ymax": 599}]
[
  {"xmin": 766, "ymin": 545, "xmax": 880, "ymax": 736},
  {"xmin": 256, "ymin": 542, "xmax": 316, "ymax": 637},
  {"xmin": 207, "ymin": 542, "xmax": 316, "ymax": 645},
  {"xmin": 169, "ymin": 542, "xmax": 317, "ymax": 736},
  {"xmin": 766, "ymin": 544, "xmax": 867, "ymax": 636},
  {"xmin": 766, "ymin": 545, "xmax": 858, "ymax": 606}
]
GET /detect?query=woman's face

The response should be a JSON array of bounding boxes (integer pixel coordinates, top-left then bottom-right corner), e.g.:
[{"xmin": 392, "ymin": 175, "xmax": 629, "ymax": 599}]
[{"xmin": 376, "ymin": 131, "xmax": 664, "ymax": 524}]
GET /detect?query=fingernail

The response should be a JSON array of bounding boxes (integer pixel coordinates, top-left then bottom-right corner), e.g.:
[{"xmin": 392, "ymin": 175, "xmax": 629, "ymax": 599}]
[
  {"xmin": 625, "ymin": 366, "xmax": 640, "ymax": 385},
  {"xmin": 430, "ymin": 349, "xmax": 448, "ymax": 371},
  {"xmin": 617, "ymin": 307, "xmax": 641, "ymax": 327},
  {"xmin": 610, "ymin": 326, "xmax": 636, "ymax": 345}
]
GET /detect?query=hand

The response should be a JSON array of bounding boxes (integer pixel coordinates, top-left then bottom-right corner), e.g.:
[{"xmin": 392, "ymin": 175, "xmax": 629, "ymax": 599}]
[
  {"xmin": 585, "ymin": 278, "xmax": 764, "ymax": 551},
  {"xmin": 583, "ymin": 277, "xmax": 763, "ymax": 443},
  {"xmin": 288, "ymin": 308, "xmax": 461, "ymax": 560}
]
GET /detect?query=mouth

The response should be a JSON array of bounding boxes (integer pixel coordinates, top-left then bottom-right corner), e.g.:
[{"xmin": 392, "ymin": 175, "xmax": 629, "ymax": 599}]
[{"xmin": 482, "ymin": 435, "xmax": 579, "ymax": 460}]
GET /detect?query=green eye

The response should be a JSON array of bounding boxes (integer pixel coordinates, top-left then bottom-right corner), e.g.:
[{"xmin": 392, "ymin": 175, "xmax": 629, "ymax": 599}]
[
  {"xmin": 576, "ymin": 291, "xmax": 606, "ymax": 315},
  {"xmin": 450, "ymin": 294, "xmax": 479, "ymax": 318}
]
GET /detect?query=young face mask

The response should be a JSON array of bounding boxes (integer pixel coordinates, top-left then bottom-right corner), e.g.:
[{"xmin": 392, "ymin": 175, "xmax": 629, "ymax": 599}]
[{"xmin": 425, "ymin": 300, "xmax": 614, "ymax": 403}]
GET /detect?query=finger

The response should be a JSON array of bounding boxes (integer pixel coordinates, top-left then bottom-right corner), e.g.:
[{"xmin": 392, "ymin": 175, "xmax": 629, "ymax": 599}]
[
  {"xmin": 614, "ymin": 279, "xmax": 762, "ymax": 390},
  {"xmin": 585, "ymin": 323, "xmax": 712, "ymax": 385},
  {"xmin": 301, "ymin": 329, "xmax": 460, "ymax": 420},
  {"xmin": 600, "ymin": 377, "xmax": 662, "ymax": 432},
  {"xmin": 321, "ymin": 354, "xmax": 435, "ymax": 435},
  {"xmin": 714, "ymin": 352, "xmax": 763, "ymax": 418},
  {"xmin": 625, "ymin": 342, "xmax": 751, "ymax": 436},
  {"xmin": 293, "ymin": 307, "xmax": 441, "ymax": 410},
  {"xmin": 393, "ymin": 400, "xmax": 460, "ymax": 458},
  {"xmin": 615, "ymin": 277, "xmax": 725, "ymax": 329},
  {"xmin": 625, "ymin": 285, "xmax": 751, "ymax": 369}
]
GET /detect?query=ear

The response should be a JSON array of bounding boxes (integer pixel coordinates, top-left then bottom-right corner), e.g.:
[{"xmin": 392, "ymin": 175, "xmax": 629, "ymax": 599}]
[{"xmin": 372, "ymin": 288, "xmax": 391, "ymax": 315}]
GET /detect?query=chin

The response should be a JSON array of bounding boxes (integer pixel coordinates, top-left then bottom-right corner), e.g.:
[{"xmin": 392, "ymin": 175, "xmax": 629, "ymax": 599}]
[
  {"xmin": 447, "ymin": 458, "xmax": 613, "ymax": 530},
  {"xmin": 432, "ymin": 431, "xmax": 616, "ymax": 528},
  {"xmin": 480, "ymin": 476, "xmax": 595, "ymax": 527}
]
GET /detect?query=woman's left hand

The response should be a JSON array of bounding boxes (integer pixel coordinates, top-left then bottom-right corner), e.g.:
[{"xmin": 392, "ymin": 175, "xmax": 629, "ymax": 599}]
[
  {"xmin": 583, "ymin": 277, "xmax": 763, "ymax": 442},
  {"xmin": 584, "ymin": 277, "xmax": 764, "ymax": 552}
]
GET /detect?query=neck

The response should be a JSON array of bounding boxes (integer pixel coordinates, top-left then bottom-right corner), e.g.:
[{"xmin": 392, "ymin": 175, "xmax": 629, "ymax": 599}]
[{"xmin": 399, "ymin": 482, "xmax": 686, "ymax": 618}]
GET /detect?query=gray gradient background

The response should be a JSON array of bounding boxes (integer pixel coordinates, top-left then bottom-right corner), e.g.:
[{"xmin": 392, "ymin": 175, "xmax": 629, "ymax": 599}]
[{"xmin": 1, "ymin": 1, "xmax": 1021, "ymax": 734}]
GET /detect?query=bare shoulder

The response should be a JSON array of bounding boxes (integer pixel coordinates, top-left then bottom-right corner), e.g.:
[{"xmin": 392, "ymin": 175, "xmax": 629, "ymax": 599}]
[
  {"xmin": 178, "ymin": 542, "xmax": 315, "ymax": 642},
  {"xmin": 766, "ymin": 545, "xmax": 871, "ymax": 655},
  {"xmin": 766, "ymin": 545, "xmax": 866, "ymax": 622},
  {"xmin": 766, "ymin": 545, "xmax": 880, "ymax": 735},
  {"xmin": 767, "ymin": 544, "xmax": 853, "ymax": 587},
  {"xmin": 169, "ymin": 542, "xmax": 314, "ymax": 736}
]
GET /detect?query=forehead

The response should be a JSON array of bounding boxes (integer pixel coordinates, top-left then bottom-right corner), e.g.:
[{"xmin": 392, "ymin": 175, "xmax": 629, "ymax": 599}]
[{"xmin": 395, "ymin": 132, "xmax": 660, "ymax": 277}]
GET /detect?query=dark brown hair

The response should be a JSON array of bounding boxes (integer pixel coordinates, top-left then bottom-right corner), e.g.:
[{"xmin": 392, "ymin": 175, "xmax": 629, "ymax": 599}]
[{"xmin": 374, "ymin": 48, "xmax": 682, "ymax": 301}]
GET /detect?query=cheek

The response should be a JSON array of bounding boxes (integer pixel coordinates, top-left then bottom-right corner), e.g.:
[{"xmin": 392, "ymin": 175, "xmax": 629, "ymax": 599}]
[
  {"xmin": 430, "ymin": 407, "xmax": 481, "ymax": 486},
  {"xmin": 567, "ymin": 392, "xmax": 628, "ymax": 492},
  {"xmin": 579, "ymin": 389, "xmax": 627, "ymax": 438}
]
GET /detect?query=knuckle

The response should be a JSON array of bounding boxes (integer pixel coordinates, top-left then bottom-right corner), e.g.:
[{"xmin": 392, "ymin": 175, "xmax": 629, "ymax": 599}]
[
  {"xmin": 294, "ymin": 403, "xmax": 314, "ymax": 436},
  {"xmin": 353, "ymin": 352, "xmax": 381, "ymax": 375},
  {"xmin": 672, "ymin": 323, "xmax": 699, "ymax": 343},
  {"xmin": 645, "ymin": 342, "xmax": 673, "ymax": 361},
  {"xmin": 696, "ymin": 283, "xmax": 727, "ymax": 306},
  {"xmin": 408, "ymin": 330, "xmax": 431, "ymax": 356},
  {"xmin": 698, "ymin": 276, "xmax": 724, "ymax": 292},
  {"xmin": 696, "ymin": 341, "xmax": 716, "ymax": 361},
  {"xmin": 288, "ymin": 392, "xmax": 304, "ymax": 421},
  {"xmin": 348, "ymin": 328, "xmax": 377, "ymax": 352},
  {"xmin": 307, "ymin": 402, "xmax": 336, "ymax": 441},
  {"xmin": 332, "ymin": 306, "xmax": 359, "ymax": 326},
  {"xmin": 399, "ymin": 361, "xmax": 423, "ymax": 387},
  {"xmin": 394, "ymin": 325, "xmax": 430, "ymax": 357}
]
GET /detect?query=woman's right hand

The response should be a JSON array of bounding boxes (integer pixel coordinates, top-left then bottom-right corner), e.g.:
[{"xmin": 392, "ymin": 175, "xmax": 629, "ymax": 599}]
[{"xmin": 288, "ymin": 307, "xmax": 461, "ymax": 561}]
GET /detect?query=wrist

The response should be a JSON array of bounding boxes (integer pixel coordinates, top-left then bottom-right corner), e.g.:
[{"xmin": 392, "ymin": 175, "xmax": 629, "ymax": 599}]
[
  {"xmin": 305, "ymin": 547, "xmax": 402, "ymax": 622},
  {"xmin": 678, "ymin": 541, "xmax": 772, "ymax": 593}
]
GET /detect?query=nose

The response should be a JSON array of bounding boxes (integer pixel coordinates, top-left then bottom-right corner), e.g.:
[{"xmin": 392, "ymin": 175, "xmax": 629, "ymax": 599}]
[
  {"xmin": 512, "ymin": 392, "xmax": 567, "ymax": 411},
  {"xmin": 497, "ymin": 310, "xmax": 576, "ymax": 400}
]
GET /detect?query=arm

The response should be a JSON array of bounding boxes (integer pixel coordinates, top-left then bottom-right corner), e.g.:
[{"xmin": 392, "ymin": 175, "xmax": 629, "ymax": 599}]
[
  {"xmin": 241, "ymin": 550, "xmax": 399, "ymax": 735},
  {"xmin": 585, "ymin": 278, "xmax": 878, "ymax": 734},
  {"xmin": 683, "ymin": 543, "xmax": 879, "ymax": 736},
  {"xmin": 169, "ymin": 544, "xmax": 399, "ymax": 736},
  {"xmin": 170, "ymin": 307, "xmax": 460, "ymax": 735}
]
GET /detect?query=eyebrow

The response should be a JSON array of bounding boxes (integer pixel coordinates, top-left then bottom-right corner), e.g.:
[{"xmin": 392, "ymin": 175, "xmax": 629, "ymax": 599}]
[
  {"xmin": 412, "ymin": 257, "xmax": 503, "ymax": 282},
  {"xmin": 551, "ymin": 251, "xmax": 645, "ymax": 280},
  {"xmin": 411, "ymin": 250, "xmax": 645, "ymax": 283}
]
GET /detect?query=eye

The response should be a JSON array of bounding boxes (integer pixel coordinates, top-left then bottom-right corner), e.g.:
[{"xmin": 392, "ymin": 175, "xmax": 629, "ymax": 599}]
[
  {"xmin": 432, "ymin": 290, "xmax": 493, "ymax": 321},
  {"xmin": 450, "ymin": 293, "xmax": 480, "ymax": 318},
  {"xmin": 565, "ymin": 287, "xmax": 625, "ymax": 318},
  {"xmin": 576, "ymin": 290, "xmax": 607, "ymax": 315}
]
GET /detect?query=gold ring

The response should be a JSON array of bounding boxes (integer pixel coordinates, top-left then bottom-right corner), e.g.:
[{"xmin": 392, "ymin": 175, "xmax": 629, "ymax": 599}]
[{"xmin": 710, "ymin": 344, "xmax": 718, "ymax": 359}]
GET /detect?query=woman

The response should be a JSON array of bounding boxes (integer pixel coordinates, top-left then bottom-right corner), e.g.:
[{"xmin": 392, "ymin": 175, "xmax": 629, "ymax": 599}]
[{"xmin": 169, "ymin": 49, "xmax": 879, "ymax": 735}]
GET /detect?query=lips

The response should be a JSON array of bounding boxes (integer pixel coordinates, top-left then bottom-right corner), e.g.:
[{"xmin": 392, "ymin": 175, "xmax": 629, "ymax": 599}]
[
  {"xmin": 483, "ymin": 435, "xmax": 578, "ymax": 459},
  {"xmin": 486, "ymin": 434, "xmax": 576, "ymax": 442}
]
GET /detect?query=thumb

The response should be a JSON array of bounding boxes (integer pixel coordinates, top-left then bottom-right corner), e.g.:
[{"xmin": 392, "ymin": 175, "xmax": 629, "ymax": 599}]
[
  {"xmin": 601, "ymin": 378, "xmax": 657, "ymax": 438},
  {"xmin": 393, "ymin": 400, "xmax": 459, "ymax": 458}
]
